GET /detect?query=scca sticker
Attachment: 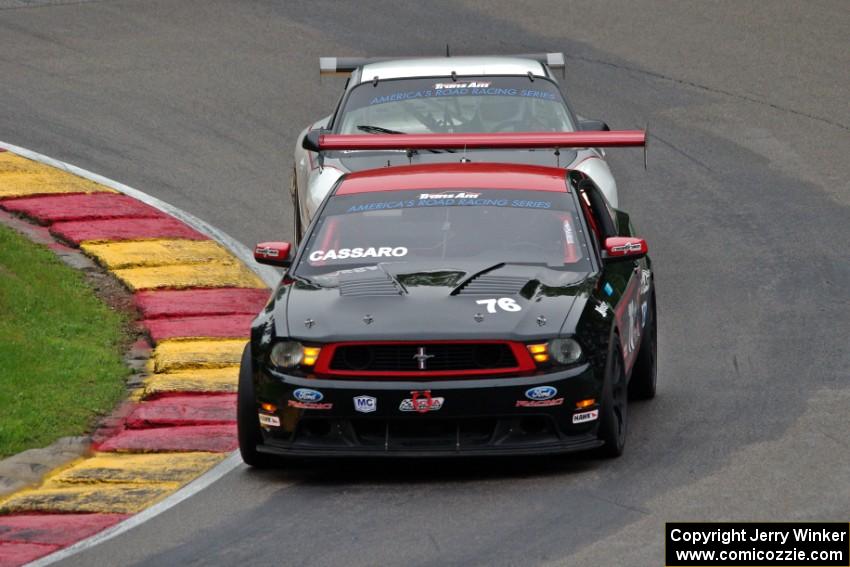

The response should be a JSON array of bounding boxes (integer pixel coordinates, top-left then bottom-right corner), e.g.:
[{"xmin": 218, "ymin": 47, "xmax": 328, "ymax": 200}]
[{"xmin": 309, "ymin": 246, "xmax": 408, "ymax": 262}]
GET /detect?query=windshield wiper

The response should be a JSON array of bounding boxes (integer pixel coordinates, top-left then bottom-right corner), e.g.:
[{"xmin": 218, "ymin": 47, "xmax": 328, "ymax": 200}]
[
  {"xmin": 449, "ymin": 263, "xmax": 506, "ymax": 295},
  {"xmin": 356, "ymin": 125, "xmax": 407, "ymax": 135},
  {"xmin": 355, "ymin": 125, "xmax": 452, "ymax": 153}
]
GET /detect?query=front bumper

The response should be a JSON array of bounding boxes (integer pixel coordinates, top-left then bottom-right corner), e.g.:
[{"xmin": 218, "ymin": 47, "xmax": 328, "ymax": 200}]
[{"xmin": 253, "ymin": 364, "xmax": 603, "ymax": 457}]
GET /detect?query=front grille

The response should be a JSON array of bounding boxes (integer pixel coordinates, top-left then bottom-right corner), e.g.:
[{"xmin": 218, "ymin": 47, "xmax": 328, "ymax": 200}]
[
  {"xmin": 351, "ymin": 417, "xmax": 499, "ymax": 448},
  {"xmin": 329, "ymin": 343, "xmax": 517, "ymax": 372}
]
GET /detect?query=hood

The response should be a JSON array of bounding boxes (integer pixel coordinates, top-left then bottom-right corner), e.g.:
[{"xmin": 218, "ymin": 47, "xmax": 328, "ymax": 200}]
[{"xmin": 277, "ymin": 263, "xmax": 591, "ymax": 342}]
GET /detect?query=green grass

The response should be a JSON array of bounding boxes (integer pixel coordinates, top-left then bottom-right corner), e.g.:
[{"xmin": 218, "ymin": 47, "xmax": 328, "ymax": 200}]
[{"xmin": 0, "ymin": 224, "xmax": 129, "ymax": 457}]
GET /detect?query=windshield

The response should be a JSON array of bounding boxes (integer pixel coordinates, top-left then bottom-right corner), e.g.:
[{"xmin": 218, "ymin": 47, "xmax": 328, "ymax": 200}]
[
  {"xmin": 293, "ymin": 189, "xmax": 592, "ymax": 280},
  {"xmin": 337, "ymin": 76, "xmax": 574, "ymax": 134}
]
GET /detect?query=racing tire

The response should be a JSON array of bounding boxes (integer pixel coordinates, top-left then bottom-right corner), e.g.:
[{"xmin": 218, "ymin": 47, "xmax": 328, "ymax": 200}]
[
  {"xmin": 290, "ymin": 169, "xmax": 303, "ymax": 243},
  {"xmin": 237, "ymin": 344, "xmax": 276, "ymax": 468},
  {"xmin": 596, "ymin": 336, "xmax": 628, "ymax": 458},
  {"xmin": 628, "ymin": 291, "xmax": 657, "ymax": 400}
]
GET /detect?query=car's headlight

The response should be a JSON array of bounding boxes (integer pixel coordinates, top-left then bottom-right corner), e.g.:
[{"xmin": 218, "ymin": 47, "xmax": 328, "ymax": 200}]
[
  {"xmin": 269, "ymin": 341, "xmax": 321, "ymax": 369},
  {"xmin": 548, "ymin": 338, "xmax": 583, "ymax": 365}
]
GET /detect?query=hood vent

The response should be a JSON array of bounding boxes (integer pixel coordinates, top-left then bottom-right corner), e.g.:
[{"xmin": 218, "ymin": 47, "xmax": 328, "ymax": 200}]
[
  {"xmin": 339, "ymin": 274, "xmax": 404, "ymax": 297},
  {"xmin": 455, "ymin": 275, "xmax": 529, "ymax": 296}
]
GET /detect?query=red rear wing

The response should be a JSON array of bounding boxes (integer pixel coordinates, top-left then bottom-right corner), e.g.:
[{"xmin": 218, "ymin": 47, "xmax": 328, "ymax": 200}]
[{"xmin": 304, "ymin": 130, "xmax": 645, "ymax": 152}]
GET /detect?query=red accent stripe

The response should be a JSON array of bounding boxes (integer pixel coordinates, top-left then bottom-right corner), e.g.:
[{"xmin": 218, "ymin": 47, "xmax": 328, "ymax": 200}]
[
  {"xmin": 337, "ymin": 162, "xmax": 569, "ymax": 194},
  {"xmin": 312, "ymin": 340, "xmax": 536, "ymax": 379},
  {"xmin": 319, "ymin": 131, "xmax": 645, "ymax": 151}
]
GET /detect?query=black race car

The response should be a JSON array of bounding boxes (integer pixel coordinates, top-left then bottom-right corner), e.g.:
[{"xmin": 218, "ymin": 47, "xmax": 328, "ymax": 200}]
[{"xmin": 239, "ymin": 131, "xmax": 655, "ymax": 465}]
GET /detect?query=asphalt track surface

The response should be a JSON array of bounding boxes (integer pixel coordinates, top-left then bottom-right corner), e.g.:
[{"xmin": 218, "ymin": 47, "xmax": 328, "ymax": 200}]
[{"xmin": 1, "ymin": 1, "xmax": 848, "ymax": 565}]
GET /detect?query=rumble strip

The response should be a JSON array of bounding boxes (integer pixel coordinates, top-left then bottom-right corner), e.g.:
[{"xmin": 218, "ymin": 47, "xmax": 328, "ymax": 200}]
[{"xmin": 0, "ymin": 146, "xmax": 270, "ymax": 566}]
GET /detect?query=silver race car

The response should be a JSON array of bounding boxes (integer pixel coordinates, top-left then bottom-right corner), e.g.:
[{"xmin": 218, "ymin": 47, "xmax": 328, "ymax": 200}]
[{"xmin": 292, "ymin": 53, "xmax": 624, "ymax": 239}]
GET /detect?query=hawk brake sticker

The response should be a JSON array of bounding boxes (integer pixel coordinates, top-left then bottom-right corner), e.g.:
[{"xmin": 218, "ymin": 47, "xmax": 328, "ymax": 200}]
[
  {"xmin": 258, "ymin": 414, "xmax": 280, "ymax": 427},
  {"xmin": 308, "ymin": 246, "xmax": 408, "ymax": 262},
  {"xmin": 572, "ymin": 409, "xmax": 599, "ymax": 424}
]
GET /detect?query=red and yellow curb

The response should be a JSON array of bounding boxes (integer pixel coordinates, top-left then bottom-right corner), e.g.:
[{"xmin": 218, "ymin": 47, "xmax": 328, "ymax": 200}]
[{"xmin": 0, "ymin": 149, "xmax": 270, "ymax": 565}]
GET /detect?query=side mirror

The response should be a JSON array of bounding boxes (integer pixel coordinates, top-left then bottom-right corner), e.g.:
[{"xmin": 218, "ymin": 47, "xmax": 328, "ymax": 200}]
[
  {"xmin": 254, "ymin": 241, "xmax": 293, "ymax": 267},
  {"xmin": 578, "ymin": 119, "xmax": 610, "ymax": 132},
  {"xmin": 602, "ymin": 237, "xmax": 647, "ymax": 263},
  {"xmin": 302, "ymin": 129, "xmax": 324, "ymax": 152}
]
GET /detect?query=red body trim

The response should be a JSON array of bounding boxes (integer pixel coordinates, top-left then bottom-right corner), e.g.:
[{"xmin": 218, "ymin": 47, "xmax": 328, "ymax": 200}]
[
  {"xmin": 337, "ymin": 163, "xmax": 570, "ymax": 195},
  {"xmin": 317, "ymin": 131, "xmax": 645, "ymax": 151},
  {"xmin": 312, "ymin": 340, "xmax": 537, "ymax": 379}
]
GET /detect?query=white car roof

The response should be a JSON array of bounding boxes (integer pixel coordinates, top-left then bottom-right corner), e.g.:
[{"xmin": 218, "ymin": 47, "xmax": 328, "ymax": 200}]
[{"xmin": 357, "ymin": 56, "xmax": 547, "ymax": 84}]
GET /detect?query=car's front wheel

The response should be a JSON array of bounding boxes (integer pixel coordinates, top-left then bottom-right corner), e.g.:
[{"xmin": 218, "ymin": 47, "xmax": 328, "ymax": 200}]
[
  {"xmin": 596, "ymin": 336, "xmax": 628, "ymax": 458},
  {"xmin": 237, "ymin": 345, "xmax": 276, "ymax": 468}
]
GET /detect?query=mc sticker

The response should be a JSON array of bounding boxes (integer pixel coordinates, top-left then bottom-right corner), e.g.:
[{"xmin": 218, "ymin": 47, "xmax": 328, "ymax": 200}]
[
  {"xmin": 353, "ymin": 395, "xmax": 377, "ymax": 413},
  {"xmin": 572, "ymin": 409, "xmax": 599, "ymax": 424}
]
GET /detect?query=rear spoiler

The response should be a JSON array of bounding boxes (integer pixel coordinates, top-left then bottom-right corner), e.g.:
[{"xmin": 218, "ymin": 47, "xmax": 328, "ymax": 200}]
[
  {"xmin": 319, "ymin": 53, "xmax": 566, "ymax": 76},
  {"xmin": 303, "ymin": 131, "xmax": 645, "ymax": 152}
]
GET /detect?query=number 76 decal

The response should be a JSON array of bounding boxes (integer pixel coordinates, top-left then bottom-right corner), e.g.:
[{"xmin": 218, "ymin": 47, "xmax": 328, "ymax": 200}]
[{"xmin": 475, "ymin": 297, "xmax": 522, "ymax": 313}]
